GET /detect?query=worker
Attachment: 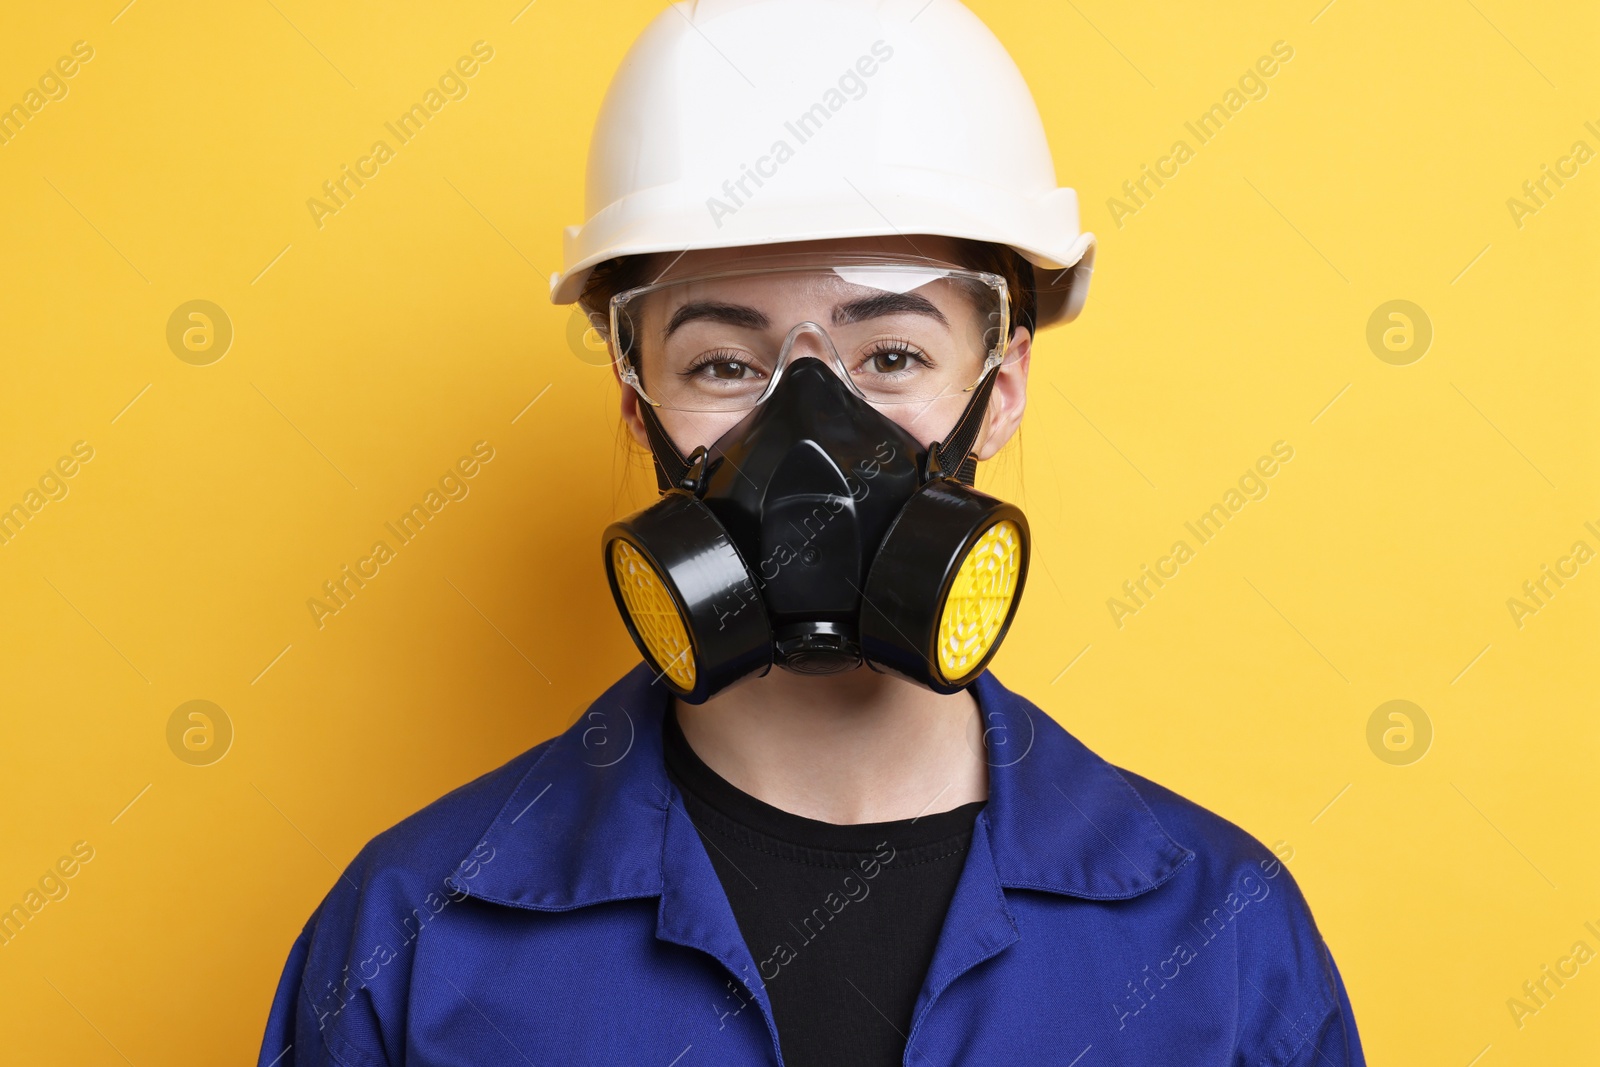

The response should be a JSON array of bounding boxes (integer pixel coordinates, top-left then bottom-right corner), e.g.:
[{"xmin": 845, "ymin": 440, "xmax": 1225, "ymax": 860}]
[{"xmin": 258, "ymin": 2, "xmax": 1365, "ymax": 1063}]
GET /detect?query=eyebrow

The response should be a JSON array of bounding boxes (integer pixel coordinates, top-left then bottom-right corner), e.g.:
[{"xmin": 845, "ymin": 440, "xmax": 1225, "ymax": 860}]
[
  {"xmin": 660, "ymin": 291, "xmax": 950, "ymax": 340},
  {"xmin": 832, "ymin": 291, "xmax": 948, "ymax": 328},
  {"xmin": 663, "ymin": 302, "xmax": 770, "ymax": 339}
]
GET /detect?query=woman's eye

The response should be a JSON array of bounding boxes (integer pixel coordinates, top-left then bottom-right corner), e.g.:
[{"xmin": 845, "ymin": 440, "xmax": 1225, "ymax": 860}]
[
  {"xmin": 866, "ymin": 348, "xmax": 922, "ymax": 374},
  {"xmin": 689, "ymin": 357, "xmax": 758, "ymax": 382}
]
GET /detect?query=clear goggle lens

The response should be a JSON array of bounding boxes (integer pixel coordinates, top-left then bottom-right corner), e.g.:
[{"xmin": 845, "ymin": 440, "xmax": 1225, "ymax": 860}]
[{"xmin": 607, "ymin": 261, "xmax": 1012, "ymax": 413}]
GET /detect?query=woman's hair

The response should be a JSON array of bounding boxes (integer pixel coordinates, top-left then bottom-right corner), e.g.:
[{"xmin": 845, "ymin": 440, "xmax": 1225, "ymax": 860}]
[{"xmin": 577, "ymin": 238, "xmax": 1040, "ymax": 350}]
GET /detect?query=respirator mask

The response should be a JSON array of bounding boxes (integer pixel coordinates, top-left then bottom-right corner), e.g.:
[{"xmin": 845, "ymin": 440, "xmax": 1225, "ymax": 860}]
[{"xmin": 598, "ymin": 255, "xmax": 1030, "ymax": 704}]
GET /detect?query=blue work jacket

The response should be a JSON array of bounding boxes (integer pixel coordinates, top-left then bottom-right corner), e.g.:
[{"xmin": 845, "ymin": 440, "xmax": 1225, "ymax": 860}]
[{"xmin": 259, "ymin": 663, "xmax": 1364, "ymax": 1066}]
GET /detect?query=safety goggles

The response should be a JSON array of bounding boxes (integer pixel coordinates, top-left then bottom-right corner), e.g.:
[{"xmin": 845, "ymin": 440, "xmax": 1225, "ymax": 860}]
[{"xmin": 605, "ymin": 256, "xmax": 1013, "ymax": 413}]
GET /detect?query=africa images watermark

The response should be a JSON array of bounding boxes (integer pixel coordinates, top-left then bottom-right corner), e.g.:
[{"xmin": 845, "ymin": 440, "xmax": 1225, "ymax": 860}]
[
  {"xmin": 306, "ymin": 41, "xmax": 496, "ymax": 230},
  {"xmin": 1107, "ymin": 41, "xmax": 1295, "ymax": 229},
  {"xmin": 1504, "ymin": 117, "xmax": 1600, "ymax": 231},
  {"xmin": 1, "ymin": 841, "xmax": 96, "ymax": 949},
  {"xmin": 1106, "ymin": 441, "xmax": 1295, "ymax": 628},
  {"xmin": 1504, "ymin": 517, "xmax": 1599, "ymax": 630},
  {"xmin": 1, "ymin": 440, "xmax": 96, "ymax": 548},
  {"xmin": 1505, "ymin": 916, "xmax": 1600, "ymax": 1031},
  {"xmin": 714, "ymin": 840, "xmax": 898, "ymax": 1031},
  {"xmin": 309, "ymin": 839, "xmax": 495, "ymax": 1032},
  {"xmin": 1112, "ymin": 849, "xmax": 1291, "ymax": 1030},
  {"xmin": 705, "ymin": 40, "xmax": 895, "ymax": 228},
  {"xmin": 0, "ymin": 40, "xmax": 95, "ymax": 149},
  {"xmin": 307, "ymin": 441, "xmax": 496, "ymax": 629}
]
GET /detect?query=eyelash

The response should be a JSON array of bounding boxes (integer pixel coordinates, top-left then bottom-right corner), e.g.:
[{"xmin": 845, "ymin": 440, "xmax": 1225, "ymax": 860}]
[
  {"xmin": 682, "ymin": 349, "xmax": 761, "ymax": 379},
  {"xmin": 682, "ymin": 339, "xmax": 934, "ymax": 378}
]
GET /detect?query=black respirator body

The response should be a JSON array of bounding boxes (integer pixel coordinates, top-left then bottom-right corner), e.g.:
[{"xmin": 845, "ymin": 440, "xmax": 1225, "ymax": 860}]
[{"xmin": 603, "ymin": 357, "xmax": 1028, "ymax": 704}]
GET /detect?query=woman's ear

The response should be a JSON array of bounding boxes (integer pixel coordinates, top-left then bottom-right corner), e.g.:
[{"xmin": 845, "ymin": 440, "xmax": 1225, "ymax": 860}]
[{"xmin": 974, "ymin": 326, "xmax": 1031, "ymax": 460}]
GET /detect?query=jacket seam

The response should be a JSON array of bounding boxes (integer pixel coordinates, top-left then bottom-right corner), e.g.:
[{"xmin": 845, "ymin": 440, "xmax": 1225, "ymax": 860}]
[
  {"xmin": 464, "ymin": 737, "xmax": 562, "ymax": 855},
  {"xmin": 456, "ymin": 886, "xmax": 663, "ymax": 913},
  {"xmin": 1100, "ymin": 763, "xmax": 1199, "ymax": 883},
  {"xmin": 1254, "ymin": 999, "xmax": 1336, "ymax": 1067},
  {"xmin": 298, "ymin": 980, "xmax": 385, "ymax": 1067},
  {"xmin": 996, "ymin": 851, "xmax": 1194, "ymax": 902}
]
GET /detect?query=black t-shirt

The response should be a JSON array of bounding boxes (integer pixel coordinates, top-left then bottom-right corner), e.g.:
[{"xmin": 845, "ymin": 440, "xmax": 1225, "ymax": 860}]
[{"xmin": 662, "ymin": 704, "xmax": 985, "ymax": 1067}]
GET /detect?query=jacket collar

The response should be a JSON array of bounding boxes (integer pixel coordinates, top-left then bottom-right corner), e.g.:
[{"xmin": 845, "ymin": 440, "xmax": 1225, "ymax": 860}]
[
  {"xmin": 457, "ymin": 661, "xmax": 1193, "ymax": 910},
  {"xmin": 968, "ymin": 670, "xmax": 1195, "ymax": 897}
]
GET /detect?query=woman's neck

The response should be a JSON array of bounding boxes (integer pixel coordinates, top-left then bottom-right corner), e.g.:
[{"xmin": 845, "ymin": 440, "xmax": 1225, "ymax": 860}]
[{"xmin": 672, "ymin": 666, "xmax": 988, "ymax": 825}]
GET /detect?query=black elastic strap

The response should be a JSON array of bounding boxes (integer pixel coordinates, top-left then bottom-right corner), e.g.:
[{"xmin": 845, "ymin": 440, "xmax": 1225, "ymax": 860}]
[
  {"xmin": 935, "ymin": 364, "xmax": 1000, "ymax": 487},
  {"xmin": 639, "ymin": 399, "xmax": 690, "ymax": 492}
]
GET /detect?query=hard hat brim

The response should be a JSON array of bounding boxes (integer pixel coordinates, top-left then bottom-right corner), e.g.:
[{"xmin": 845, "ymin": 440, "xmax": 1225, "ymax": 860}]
[{"xmin": 550, "ymin": 174, "xmax": 1097, "ymax": 329}]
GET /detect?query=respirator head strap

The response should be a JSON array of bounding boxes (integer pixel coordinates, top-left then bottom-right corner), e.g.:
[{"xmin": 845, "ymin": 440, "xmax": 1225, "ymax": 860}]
[
  {"xmin": 930, "ymin": 361, "xmax": 1001, "ymax": 487},
  {"xmin": 637, "ymin": 391, "xmax": 694, "ymax": 493}
]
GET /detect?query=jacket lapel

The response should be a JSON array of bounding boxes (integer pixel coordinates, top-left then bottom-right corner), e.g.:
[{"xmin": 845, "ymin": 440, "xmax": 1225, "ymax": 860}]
[
  {"xmin": 454, "ymin": 662, "xmax": 787, "ymax": 1062},
  {"xmin": 903, "ymin": 811, "xmax": 1019, "ymax": 1054},
  {"xmin": 903, "ymin": 670, "xmax": 1196, "ymax": 1047},
  {"xmin": 657, "ymin": 792, "xmax": 787, "ymax": 1063}
]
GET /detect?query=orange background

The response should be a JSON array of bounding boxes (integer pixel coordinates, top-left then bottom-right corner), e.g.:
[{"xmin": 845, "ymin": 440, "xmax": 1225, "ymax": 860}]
[{"xmin": 0, "ymin": 1, "xmax": 1595, "ymax": 1063}]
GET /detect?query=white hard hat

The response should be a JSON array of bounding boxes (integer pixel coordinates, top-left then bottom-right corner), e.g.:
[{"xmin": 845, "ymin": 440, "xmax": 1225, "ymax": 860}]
[{"xmin": 549, "ymin": 0, "xmax": 1096, "ymax": 329}]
